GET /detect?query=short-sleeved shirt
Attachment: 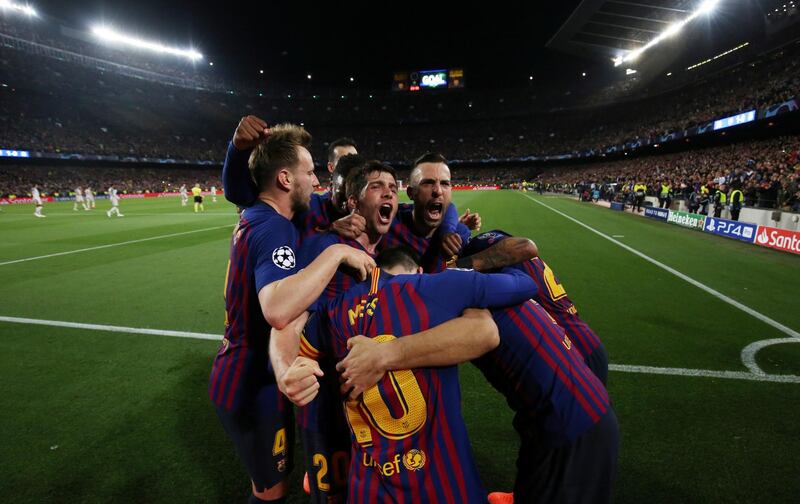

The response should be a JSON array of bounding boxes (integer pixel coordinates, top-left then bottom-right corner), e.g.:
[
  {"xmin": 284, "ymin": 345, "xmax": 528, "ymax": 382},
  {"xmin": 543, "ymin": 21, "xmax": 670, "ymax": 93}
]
[
  {"xmin": 381, "ymin": 203, "xmax": 470, "ymax": 273},
  {"xmin": 208, "ymin": 202, "xmax": 300, "ymax": 411},
  {"xmin": 463, "ymin": 230, "xmax": 604, "ymax": 359},
  {"xmin": 300, "ymin": 267, "xmax": 538, "ymax": 503}
]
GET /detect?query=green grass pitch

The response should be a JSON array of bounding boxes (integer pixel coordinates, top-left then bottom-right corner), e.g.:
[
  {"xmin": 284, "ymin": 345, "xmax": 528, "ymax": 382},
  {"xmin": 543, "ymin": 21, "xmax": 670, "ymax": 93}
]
[{"xmin": 1, "ymin": 192, "xmax": 798, "ymax": 503}]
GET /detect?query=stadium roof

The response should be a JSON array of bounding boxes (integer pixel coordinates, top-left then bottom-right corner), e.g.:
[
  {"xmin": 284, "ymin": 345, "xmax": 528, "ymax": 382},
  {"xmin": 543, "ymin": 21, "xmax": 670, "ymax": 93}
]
[{"xmin": 548, "ymin": 0, "xmax": 700, "ymax": 61}]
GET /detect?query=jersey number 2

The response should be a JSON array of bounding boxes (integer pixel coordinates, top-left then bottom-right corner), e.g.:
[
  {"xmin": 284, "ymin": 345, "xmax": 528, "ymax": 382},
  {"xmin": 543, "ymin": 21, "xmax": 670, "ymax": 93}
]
[{"xmin": 542, "ymin": 262, "xmax": 568, "ymax": 301}]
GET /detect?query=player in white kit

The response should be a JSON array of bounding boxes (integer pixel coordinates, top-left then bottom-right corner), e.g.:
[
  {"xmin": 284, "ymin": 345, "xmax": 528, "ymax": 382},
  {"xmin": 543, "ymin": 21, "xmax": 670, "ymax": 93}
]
[
  {"xmin": 73, "ymin": 187, "xmax": 88, "ymax": 211},
  {"xmin": 32, "ymin": 185, "xmax": 45, "ymax": 217},
  {"xmin": 209, "ymin": 185, "xmax": 217, "ymax": 203},
  {"xmin": 180, "ymin": 184, "xmax": 188, "ymax": 206},
  {"xmin": 106, "ymin": 187, "xmax": 124, "ymax": 217},
  {"xmin": 85, "ymin": 187, "xmax": 96, "ymax": 209}
]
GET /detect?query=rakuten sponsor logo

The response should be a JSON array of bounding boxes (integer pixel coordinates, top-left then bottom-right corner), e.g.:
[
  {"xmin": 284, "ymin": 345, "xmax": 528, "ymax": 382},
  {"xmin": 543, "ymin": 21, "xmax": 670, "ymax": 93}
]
[{"xmin": 754, "ymin": 226, "xmax": 800, "ymax": 255}]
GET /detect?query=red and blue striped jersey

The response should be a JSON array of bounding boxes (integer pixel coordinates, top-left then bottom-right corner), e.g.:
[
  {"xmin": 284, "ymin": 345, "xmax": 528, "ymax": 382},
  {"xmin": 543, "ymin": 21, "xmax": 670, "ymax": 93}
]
[
  {"xmin": 294, "ymin": 232, "xmax": 378, "ymax": 436},
  {"xmin": 297, "ymin": 232, "xmax": 378, "ymax": 314},
  {"xmin": 463, "ymin": 230, "xmax": 603, "ymax": 359},
  {"xmin": 474, "ymin": 299, "xmax": 610, "ymax": 447},
  {"xmin": 301, "ymin": 267, "xmax": 538, "ymax": 504},
  {"xmin": 517, "ymin": 258, "xmax": 602, "ymax": 359},
  {"xmin": 293, "ymin": 192, "xmax": 345, "ymax": 242},
  {"xmin": 208, "ymin": 202, "xmax": 300, "ymax": 411},
  {"xmin": 381, "ymin": 203, "xmax": 469, "ymax": 273}
]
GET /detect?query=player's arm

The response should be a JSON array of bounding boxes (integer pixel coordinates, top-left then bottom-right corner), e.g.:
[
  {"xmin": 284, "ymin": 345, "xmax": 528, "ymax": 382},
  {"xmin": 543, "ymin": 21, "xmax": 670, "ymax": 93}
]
[
  {"xmin": 439, "ymin": 203, "xmax": 463, "ymax": 257},
  {"xmin": 430, "ymin": 267, "xmax": 538, "ymax": 309},
  {"xmin": 270, "ymin": 311, "xmax": 323, "ymax": 406},
  {"xmin": 455, "ymin": 237, "xmax": 538, "ymax": 271},
  {"xmin": 258, "ymin": 243, "xmax": 375, "ymax": 329},
  {"xmin": 337, "ymin": 308, "xmax": 498, "ymax": 399},
  {"xmin": 221, "ymin": 116, "xmax": 268, "ymax": 207}
]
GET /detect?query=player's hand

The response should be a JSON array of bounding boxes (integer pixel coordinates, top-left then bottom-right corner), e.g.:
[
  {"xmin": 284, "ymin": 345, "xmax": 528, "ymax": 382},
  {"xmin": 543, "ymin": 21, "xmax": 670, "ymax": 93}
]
[
  {"xmin": 232, "ymin": 115, "xmax": 269, "ymax": 151},
  {"xmin": 331, "ymin": 212, "xmax": 366, "ymax": 239},
  {"xmin": 337, "ymin": 246, "xmax": 376, "ymax": 281},
  {"xmin": 440, "ymin": 232, "xmax": 463, "ymax": 259},
  {"xmin": 278, "ymin": 356, "xmax": 324, "ymax": 407},
  {"xmin": 336, "ymin": 336, "xmax": 387, "ymax": 400},
  {"xmin": 459, "ymin": 208, "xmax": 482, "ymax": 231}
]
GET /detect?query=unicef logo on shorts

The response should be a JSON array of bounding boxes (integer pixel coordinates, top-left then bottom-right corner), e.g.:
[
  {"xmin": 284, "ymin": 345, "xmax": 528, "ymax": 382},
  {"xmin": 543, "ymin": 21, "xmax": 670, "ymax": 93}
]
[{"xmin": 272, "ymin": 246, "xmax": 296, "ymax": 270}]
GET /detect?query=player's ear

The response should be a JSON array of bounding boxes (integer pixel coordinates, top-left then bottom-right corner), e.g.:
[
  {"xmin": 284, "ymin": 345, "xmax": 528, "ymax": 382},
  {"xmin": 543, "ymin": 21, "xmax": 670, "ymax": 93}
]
[
  {"xmin": 347, "ymin": 195, "xmax": 358, "ymax": 212},
  {"xmin": 276, "ymin": 168, "xmax": 293, "ymax": 192},
  {"xmin": 406, "ymin": 186, "xmax": 415, "ymax": 200},
  {"xmin": 416, "ymin": 266, "xmax": 423, "ymax": 274}
]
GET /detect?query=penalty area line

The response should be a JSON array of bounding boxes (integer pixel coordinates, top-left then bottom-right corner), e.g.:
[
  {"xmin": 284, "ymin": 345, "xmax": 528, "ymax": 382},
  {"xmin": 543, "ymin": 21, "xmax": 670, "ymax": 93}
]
[
  {"xmin": 2, "ymin": 315, "xmax": 799, "ymax": 384},
  {"xmin": 0, "ymin": 224, "xmax": 234, "ymax": 267}
]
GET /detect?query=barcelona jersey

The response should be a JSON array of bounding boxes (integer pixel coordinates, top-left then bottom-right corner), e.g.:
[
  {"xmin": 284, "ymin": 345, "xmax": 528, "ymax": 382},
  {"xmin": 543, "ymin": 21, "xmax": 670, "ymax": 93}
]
[
  {"xmin": 208, "ymin": 202, "xmax": 300, "ymax": 411},
  {"xmin": 381, "ymin": 203, "xmax": 470, "ymax": 273},
  {"xmin": 475, "ymin": 299, "xmax": 611, "ymax": 447},
  {"xmin": 463, "ymin": 230, "xmax": 604, "ymax": 360},
  {"xmin": 293, "ymin": 192, "xmax": 344, "ymax": 241},
  {"xmin": 301, "ymin": 267, "xmax": 538, "ymax": 503}
]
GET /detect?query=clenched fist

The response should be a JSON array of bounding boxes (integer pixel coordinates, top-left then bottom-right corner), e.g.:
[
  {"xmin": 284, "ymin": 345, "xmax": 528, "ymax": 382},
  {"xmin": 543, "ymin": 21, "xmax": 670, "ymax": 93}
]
[{"xmin": 232, "ymin": 115, "xmax": 269, "ymax": 151}]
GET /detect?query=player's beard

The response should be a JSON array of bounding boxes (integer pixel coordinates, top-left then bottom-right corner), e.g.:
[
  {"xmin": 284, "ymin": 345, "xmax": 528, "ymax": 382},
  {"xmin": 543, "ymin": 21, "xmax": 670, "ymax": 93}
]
[{"xmin": 290, "ymin": 181, "xmax": 310, "ymax": 214}]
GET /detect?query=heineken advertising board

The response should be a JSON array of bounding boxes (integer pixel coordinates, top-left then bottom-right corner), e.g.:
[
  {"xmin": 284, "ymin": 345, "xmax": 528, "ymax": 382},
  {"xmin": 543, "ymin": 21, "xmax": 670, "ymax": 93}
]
[{"xmin": 667, "ymin": 210, "xmax": 705, "ymax": 230}]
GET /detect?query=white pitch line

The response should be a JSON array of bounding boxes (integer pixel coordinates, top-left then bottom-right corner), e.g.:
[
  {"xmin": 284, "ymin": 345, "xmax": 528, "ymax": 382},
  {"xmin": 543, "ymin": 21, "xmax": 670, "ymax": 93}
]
[
  {"xmin": 519, "ymin": 193, "xmax": 800, "ymax": 344},
  {"xmin": 609, "ymin": 364, "xmax": 800, "ymax": 383},
  {"xmin": 0, "ymin": 316, "xmax": 221, "ymax": 341},
  {"xmin": 0, "ymin": 224, "xmax": 233, "ymax": 267},
  {"xmin": 2, "ymin": 315, "xmax": 800, "ymax": 384},
  {"xmin": 740, "ymin": 338, "xmax": 800, "ymax": 376}
]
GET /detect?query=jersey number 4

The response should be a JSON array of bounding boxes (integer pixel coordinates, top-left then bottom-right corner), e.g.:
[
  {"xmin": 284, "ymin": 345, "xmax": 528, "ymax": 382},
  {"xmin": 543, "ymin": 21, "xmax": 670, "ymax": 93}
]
[{"xmin": 344, "ymin": 334, "xmax": 427, "ymax": 447}]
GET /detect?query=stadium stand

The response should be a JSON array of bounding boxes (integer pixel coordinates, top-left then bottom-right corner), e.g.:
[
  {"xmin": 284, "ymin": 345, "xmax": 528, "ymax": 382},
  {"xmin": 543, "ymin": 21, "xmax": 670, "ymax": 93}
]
[
  {"xmin": 0, "ymin": 13, "xmax": 798, "ymax": 209},
  {"xmin": 538, "ymin": 135, "xmax": 800, "ymax": 211}
]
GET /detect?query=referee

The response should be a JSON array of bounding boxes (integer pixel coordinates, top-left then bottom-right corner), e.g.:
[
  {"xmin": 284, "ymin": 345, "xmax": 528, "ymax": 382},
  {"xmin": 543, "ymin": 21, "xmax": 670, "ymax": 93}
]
[{"xmin": 192, "ymin": 183, "xmax": 204, "ymax": 213}]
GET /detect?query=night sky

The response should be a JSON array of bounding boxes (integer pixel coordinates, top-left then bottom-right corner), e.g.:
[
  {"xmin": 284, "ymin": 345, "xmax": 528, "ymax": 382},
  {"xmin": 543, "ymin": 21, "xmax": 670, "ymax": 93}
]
[{"xmin": 33, "ymin": 0, "xmax": 589, "ymax": 89}]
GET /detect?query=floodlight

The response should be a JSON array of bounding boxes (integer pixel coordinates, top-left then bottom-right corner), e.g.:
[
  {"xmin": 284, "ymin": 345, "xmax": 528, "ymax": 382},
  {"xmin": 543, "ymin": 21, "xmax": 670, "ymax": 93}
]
[
  {"xmin": 614, "ymin": 0, "xmax": 725, "ymax": 66},
  {"xmin": 91, "ymin": 25, "xmax": 203, "ymax": 61},
  {"xmin": 0, "ymin": 1, "xmax": 38, "ymax": 17},
  {"xmin": 696, "ymin": 0, "xmax": 720, "ymax": 16},
  {"xmin": 662, "ymin": 21, "xmax": 686, "ymax": 38}
]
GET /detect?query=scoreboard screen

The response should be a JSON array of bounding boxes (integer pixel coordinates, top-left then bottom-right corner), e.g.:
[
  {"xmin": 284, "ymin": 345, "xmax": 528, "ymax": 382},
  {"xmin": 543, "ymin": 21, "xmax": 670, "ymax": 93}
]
[
  {"xmin": 419, "ymin": 70, "xmax": 448, "ymax": 88},
  {"xmin": 393, "ymin": 68, "xmax": 464, "ymax": 91}
]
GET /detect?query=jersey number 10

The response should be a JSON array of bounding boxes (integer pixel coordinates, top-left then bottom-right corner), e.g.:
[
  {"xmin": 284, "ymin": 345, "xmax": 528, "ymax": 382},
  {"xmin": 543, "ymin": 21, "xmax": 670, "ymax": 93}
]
[{"xmin": 344, "ymin": 334, "xmax": 427, "ymax": 447}]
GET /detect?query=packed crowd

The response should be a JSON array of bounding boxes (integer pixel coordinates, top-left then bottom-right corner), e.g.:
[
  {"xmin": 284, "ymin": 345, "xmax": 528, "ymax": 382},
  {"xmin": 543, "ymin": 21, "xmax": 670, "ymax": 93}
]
[
  {"xmin": 0, "ymin": 165, "xmax": 221, "ymax": 198},
  {"xmin": 1, "ymin": 26, "xmax": 798, "ymax": 164},
  {"xmin": 537, "ymin": 135, "xmax": 800, "ymax": 211}
]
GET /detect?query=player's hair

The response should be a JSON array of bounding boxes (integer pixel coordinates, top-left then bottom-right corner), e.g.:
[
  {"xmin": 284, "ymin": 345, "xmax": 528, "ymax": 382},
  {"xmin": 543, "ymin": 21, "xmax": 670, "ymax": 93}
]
[
  {"xmin": 327, "ymin": 137, "xmax": 358, "ymax": 164},
  {"xmin": 345, "ymin": 160, "xmax": 397, "ymax": 200},
  {"xmin": 249, "ymin": 123, "xmax": 312, "ymax": 190},
  {"xmin": 412, "ymin": 152, "xmax": 448, "ymax": 168},
  {"xmin": 334, "ymin": 153, "xmax": 367, "ymax": 181},
  {"xmin": 377, "ymin": 245, "xmax": 421, "ymax": 271},
  {"xmin": 409, "ymin": 152, "xmax": 449, "ymax": 188}
]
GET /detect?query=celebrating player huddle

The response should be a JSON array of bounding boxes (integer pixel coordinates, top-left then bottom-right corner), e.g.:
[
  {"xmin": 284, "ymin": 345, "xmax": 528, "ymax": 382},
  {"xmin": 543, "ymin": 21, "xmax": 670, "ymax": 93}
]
[{"xmin": 210, "ymin": 116, "xmax": 619, "ymax": 504}]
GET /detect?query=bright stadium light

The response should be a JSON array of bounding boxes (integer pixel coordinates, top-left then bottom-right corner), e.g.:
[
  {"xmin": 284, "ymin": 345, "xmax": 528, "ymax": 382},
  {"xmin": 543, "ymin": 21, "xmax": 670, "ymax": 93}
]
[
  {"xmin": 91, "ymin": 25, "xmax": 203, "ymax": 61},
  {"xmin": 614, "ymin": 0, "xmax": 723, "ymax": 66},
  {"xmin": 0, "ymin": 1, "xmax": 38, "ymax": 17}
]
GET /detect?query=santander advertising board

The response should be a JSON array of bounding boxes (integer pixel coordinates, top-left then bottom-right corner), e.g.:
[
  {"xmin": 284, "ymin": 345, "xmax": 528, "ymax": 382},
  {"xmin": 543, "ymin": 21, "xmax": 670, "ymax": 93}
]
[{"xmin": 754, "ymin": 226, "xmax": 800, "ymax": 255}]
